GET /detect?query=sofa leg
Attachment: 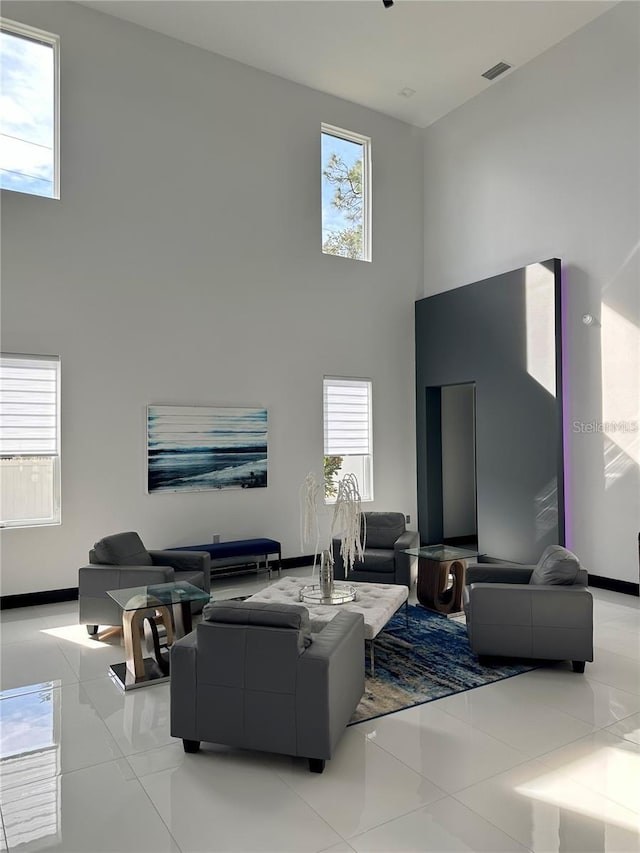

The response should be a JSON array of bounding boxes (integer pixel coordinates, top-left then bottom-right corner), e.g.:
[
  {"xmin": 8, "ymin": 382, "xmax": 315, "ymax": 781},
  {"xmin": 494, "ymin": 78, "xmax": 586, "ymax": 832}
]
[
  {"xmin": 86, "ymin": 625, "xmax": 99, "ymax": 637},
  {"xmin": 572, "ymin": 660, "xmax": 586, "ymax": 673},
  {"xmin": 182, "ymin": 739, "xmax": 200, "ymax": 753},
  {"xmin": 308, "ymin": 758, "xmax": 325, "ymax": 774}
]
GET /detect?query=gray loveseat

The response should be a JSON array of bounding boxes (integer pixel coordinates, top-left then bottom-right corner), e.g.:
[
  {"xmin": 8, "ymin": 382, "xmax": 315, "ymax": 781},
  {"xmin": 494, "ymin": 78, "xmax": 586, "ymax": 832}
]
[
  {"xmin": 463, "ymin": 545, "xmax": 593, "ymax": 672},
  {"xmin": 170, "ymin": 600, "xmax": 365, "ymax": 772},
  {"xmin": 78, "ymin": 531, "xmax": 211, "ymax": 635},
  {"xmin": 333, "ymin": 511, "xmax": 419, "ymax": 587}
]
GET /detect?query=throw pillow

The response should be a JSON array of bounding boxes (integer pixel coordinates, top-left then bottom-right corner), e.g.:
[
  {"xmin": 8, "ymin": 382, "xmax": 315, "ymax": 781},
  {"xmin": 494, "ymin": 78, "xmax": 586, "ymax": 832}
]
[{"xmin": 529, "ymin": 545, "xmax": 580, "ymax": 585}]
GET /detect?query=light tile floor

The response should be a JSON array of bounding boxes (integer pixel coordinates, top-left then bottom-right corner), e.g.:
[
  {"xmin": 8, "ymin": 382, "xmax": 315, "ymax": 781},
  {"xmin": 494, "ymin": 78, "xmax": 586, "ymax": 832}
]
[{"xmin": 1, "ymin": 570, "xmax": 639, "ymax": 853}]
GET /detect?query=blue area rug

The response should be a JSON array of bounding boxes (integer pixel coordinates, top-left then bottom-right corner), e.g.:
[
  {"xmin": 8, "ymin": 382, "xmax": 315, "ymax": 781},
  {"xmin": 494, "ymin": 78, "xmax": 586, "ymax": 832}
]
[{"xmin": 350, "ymin": 604, "xmax": 537, "ymax": 724}]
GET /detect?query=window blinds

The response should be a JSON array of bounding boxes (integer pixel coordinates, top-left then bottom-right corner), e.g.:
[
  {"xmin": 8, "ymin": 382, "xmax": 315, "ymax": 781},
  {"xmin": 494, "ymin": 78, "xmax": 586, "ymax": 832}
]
[
  {"xmin": 323, "ymin": 378, "xmax": 371, "ymax": 456},
  {"xmin": 0, "ymin": 354, "xmax": 60, "ymax": 456}
]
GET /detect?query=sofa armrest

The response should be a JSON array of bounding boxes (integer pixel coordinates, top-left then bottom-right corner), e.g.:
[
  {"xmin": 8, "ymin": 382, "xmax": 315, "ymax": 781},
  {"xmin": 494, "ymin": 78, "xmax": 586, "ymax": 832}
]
[
  {"xmin": 149, "ymin": 550, "xmax": 211, "ymax": 594},
  {"xmin": 78, "ymin": 564, "xmax": 175, "ymax": 626},
  {"xmin": 465, "ymin": 565, "xmax": 535, "ymax": 585},
  {"xmin": 170, "ymin": 632, "xmax": 198, "ymax": 740},
  {"xmin": 296, "ymin": 611, "xmax": 365, "ymax": 759},
  {"xmin": 394, "ymin": 529, "xmax": 420, "ymax": 552},
  {"xmin": 394, "ymin": 530, "xmax": 419, "ymax": 586},
  {"xmin": 302, "ymin": 610, "xmax": 364, "ymax": 661},
  {"xmin": 149, "ymin": 549, "xmax": 211, "ymax": 573},
  {"xmin": 467, "ymin": 582, "xmax": 593, "ymax": 627},
  {"xmin": 79, "ymin": 564, "xmax": 174, "ymax": 594}
]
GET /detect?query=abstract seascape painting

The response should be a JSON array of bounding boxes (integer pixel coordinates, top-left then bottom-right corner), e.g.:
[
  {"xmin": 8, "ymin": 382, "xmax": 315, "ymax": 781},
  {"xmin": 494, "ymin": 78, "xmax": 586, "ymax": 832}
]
[{"xmin": 147, "ymin": 405, "xmax": 268, "ymax": 494}]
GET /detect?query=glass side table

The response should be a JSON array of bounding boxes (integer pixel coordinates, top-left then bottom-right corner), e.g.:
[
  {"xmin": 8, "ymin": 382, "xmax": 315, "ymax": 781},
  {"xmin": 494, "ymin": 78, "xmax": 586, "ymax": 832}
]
[
  {"xmin": 107, "ymin": 580, "xmax": 210, "ymax": 691},
  {"xmin": 403, "ymin": 545, "xmax": 481, "ymax": 614}
]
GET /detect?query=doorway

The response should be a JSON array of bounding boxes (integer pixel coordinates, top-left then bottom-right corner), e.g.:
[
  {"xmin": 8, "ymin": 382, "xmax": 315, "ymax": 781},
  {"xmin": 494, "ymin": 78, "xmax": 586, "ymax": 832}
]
[{"xmin": 424, "ymin": 382, "xmax": 478, "ymax": 548}]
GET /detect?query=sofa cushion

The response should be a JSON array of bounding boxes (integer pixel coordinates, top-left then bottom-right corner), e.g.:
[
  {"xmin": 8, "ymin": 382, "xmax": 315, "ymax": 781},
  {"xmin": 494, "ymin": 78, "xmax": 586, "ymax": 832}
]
[
  {"xmin": 92, "ymin": 531, "xmax": 152, "ymax": 566},
  {"xmin": 363, "ymin": 512, "xmax": 406, "ymax": 549},
  {"xmin": 529, "ymin": 545, "xmax": 580, "ymax": 586},
  {"xmin": 203, "ymin": 600, "xmax": 312, "ymax": 647}
]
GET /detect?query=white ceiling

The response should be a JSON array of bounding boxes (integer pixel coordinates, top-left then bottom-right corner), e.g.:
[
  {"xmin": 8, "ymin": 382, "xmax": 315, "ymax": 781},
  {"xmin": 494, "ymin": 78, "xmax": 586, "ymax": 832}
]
[{"xmin": 81, "ymin": 0, "xmax": 616, "ymax": 127}]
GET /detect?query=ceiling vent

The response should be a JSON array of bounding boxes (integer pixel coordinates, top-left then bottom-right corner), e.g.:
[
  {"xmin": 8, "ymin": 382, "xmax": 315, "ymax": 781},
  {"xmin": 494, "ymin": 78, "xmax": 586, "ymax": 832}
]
[{"xmin": 482, "ymin": 61, "xmax": 512, "ymax": 81}]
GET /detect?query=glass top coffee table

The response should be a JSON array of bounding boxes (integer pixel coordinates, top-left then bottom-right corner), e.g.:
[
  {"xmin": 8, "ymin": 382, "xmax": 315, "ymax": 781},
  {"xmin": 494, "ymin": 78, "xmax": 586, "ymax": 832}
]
[
  {"xmin": 107, "ymin": 581, "xmax": 210, "ymax": 691},
  {"xmin": 403, "ymin": 545, "xmax": 480, "ymax": 615}
]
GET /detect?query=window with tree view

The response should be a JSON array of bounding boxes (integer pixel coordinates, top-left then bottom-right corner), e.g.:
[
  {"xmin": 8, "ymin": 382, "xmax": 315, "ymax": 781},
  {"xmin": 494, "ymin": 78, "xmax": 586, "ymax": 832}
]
[{"xmin": 321, "ymin": 124, "xmax": 371, "ymax": 262}]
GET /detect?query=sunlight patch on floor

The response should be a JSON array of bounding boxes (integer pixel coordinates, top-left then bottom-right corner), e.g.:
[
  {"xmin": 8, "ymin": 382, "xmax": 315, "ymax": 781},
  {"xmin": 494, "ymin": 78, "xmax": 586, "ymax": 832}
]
[
  {"xmin": 40, "ymin": 625, "xmax": 120, "ymax": 649},
  {"xmin": 515, "ymin": 746, "xmax": 640, "ymax": 832}
]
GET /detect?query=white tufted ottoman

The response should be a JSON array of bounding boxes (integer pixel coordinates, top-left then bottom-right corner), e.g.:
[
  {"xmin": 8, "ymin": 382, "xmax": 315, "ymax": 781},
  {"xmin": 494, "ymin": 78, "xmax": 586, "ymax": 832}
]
[{"xmin": 245, "ymin": 577, "xmax": 409, "ymax": 675}]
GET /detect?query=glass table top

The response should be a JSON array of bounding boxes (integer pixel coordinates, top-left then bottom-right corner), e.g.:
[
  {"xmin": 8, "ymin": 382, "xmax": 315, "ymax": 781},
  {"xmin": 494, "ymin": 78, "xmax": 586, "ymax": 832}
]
[
  {"xmin": 106, "ymin": 581, "xmax": 210, "ymax": 611},
  {"xmin": 403, "ymin": 545, "xmax": 481, "ymax": 562}
]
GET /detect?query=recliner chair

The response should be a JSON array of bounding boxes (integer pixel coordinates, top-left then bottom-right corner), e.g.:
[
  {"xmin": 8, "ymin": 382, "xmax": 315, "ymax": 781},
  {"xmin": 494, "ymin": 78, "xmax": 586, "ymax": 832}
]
[
  {"xmin": 463, "ymin": 545, "xmax": 593, "ymax": 672},
  {"xmin": 170, "ymin": 600, "xmax": 365, "ymax": 772},
  {"xmin": 78, "ymin": 531, "xmax": 211, "ymax": 636},
  {"xmin": 333, "ymin": 511, "xmax": 419, "ymax": 587}
]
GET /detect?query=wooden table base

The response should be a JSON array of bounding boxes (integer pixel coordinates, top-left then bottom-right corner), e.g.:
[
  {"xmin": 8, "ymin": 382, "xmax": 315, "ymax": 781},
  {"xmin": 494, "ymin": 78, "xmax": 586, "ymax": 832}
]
[
  {"xmin": 416, "ymin": 558, "xmax": 467, "ymax": 614},
  {"xmin": 110, "ymin": 598, "xmax": 196, "ymax": 690},
  {"xmin": 122, "ymin": 606, "xmax": 174, "ymax": 682}
]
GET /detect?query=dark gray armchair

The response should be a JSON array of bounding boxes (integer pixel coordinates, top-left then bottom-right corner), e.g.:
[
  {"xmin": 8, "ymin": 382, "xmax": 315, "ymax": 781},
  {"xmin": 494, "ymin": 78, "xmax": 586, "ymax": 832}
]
[
  {"xmin": 464, "ymin": 545, "xmax": 593, "ymax": 672},
  {"xmin": 78, "ymin": 531, "xmax": 211, "ymax": 636},
  {"xmin": 333, "ymin": 511, "xmax": 419, "ymax": 587},
  {"xmin": 170, "ymin": 600, "xmax": 365, "ymax": 773}
]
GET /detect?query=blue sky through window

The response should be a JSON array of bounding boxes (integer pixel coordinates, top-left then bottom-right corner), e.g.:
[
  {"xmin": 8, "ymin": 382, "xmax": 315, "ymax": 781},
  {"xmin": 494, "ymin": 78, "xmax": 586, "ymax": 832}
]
[
  {"xmin": 1, "ymin": 685, "xmax": 55, "ymax": 759},
  {"xmin": 321, "ymin": 132, "xmax": 363, "ymax": 245},
  {"xmin": 0, "ymin": 27, "xmax": 55, "ymax": 197}
]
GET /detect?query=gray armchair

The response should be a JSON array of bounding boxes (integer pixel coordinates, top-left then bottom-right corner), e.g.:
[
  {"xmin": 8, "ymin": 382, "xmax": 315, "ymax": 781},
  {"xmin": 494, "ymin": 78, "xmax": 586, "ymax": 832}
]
[
  {"xmin": 333, "ymin": 511, "xmax": 419, "ymax": 587},
  {"xmin": 464, "ymin": 545, "xmax": 593, "ymax": 672},
  {"xmin": 78, "ymin": 531, "xmax": 211, "ymax": 636},
  {"xmin": 170, "ymin": 600, "xmax": 365, "ymax": 773}
]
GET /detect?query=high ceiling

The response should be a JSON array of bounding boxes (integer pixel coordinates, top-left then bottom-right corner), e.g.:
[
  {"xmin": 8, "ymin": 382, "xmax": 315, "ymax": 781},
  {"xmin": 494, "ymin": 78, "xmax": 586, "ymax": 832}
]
[{"xmin": 81, "ymin": 0, "xmax": 616, "ymax": 127}]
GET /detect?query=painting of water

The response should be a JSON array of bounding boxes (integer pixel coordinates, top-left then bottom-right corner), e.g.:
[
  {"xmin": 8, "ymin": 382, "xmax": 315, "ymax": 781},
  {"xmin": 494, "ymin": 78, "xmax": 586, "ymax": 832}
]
[{"xmin": 147, "ymin": 405, "xmax": 268, "ymax": 494}]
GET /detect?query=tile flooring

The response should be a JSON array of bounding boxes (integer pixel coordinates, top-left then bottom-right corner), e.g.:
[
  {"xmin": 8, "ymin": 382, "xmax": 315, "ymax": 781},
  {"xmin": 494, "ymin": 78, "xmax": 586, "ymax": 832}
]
[{"xmin": 1, "ymin": 570, "xmax": 639, "ymax": 852}]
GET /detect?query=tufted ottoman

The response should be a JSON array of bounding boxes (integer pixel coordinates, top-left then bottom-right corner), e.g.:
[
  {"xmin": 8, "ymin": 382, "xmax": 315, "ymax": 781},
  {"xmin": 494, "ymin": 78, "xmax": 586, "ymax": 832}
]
[{"xmin": 245, "ymin": 577, "xmax": 409, "ymax": 675}]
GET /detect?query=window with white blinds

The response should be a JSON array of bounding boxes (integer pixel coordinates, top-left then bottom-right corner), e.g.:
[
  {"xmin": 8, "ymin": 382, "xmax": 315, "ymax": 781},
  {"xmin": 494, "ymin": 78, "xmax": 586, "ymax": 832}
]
[
  {"xmin": 0, "ymin": 353, "xmax": 61, "ymax": 527},
  {"xmin": 323, "ymin": 377, "xmax": 373, "ymax": 502}
]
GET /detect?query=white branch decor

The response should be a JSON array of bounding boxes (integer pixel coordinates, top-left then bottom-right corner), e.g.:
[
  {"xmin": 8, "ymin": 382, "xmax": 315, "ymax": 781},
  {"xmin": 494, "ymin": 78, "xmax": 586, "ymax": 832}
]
[
  {"xmin": 330, "ymin": 472, "xmax": 365, "ymax": 575},
  {"xmin": 299, "ymin": 470, "xmax": 363, "ymax": 605},
  {"xmin": 299, "ymin": 471, "xmax": 322, "ymax": 571}
]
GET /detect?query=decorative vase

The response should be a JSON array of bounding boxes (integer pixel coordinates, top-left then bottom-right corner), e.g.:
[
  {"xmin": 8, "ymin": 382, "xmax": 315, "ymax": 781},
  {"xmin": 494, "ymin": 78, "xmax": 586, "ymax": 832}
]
[
  {"xmin": 300, "ymin": 547, "xmax": 357, "ymax": 605},
  {"xmin": 319, "ymin": 549, "xmax": 334, "ymax": 596}
]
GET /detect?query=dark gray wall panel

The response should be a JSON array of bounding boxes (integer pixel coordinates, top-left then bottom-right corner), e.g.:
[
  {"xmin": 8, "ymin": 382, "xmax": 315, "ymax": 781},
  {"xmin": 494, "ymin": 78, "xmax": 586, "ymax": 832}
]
[{"xmin": 415, "ymin": 260, "xmax": 564, "ymax": 564}]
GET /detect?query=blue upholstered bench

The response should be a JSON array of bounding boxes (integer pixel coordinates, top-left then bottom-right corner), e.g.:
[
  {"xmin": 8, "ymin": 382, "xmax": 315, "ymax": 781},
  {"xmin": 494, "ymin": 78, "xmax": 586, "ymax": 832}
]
[{"xmin": 173, "ymin": 538, "xmax": 282, "ymax": 581}]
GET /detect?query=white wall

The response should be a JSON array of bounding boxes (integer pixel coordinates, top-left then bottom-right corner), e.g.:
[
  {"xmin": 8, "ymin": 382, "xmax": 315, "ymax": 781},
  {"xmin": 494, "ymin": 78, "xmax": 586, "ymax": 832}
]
[
  {"xmin": 423, "ymin": 3, "xmax": 640, "ymax": 583},
  {"xmin": 0, "ymin": 1, "xmax": 423, "ymax": 596},
  {"xmin": 441, "ymin": 383, "xmax": 477, "ymax": 539}
]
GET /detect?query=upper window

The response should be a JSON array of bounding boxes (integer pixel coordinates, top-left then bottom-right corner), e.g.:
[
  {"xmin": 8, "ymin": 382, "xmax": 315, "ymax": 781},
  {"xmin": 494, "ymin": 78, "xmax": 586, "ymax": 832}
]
[
  {"xmin": 0, "ymin": 354, "xmax": 61, "ymax": 528},
  {"xmin": 321, "ymin": 124, "xmax": 371, "ymax": 262},
  {"xmin": 0, "ymin": 19, "xmax": 59, "ymax": 198},
  {"xmin": 324, "ymin": 377, "xmax": 373, "ymax": 502}
]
